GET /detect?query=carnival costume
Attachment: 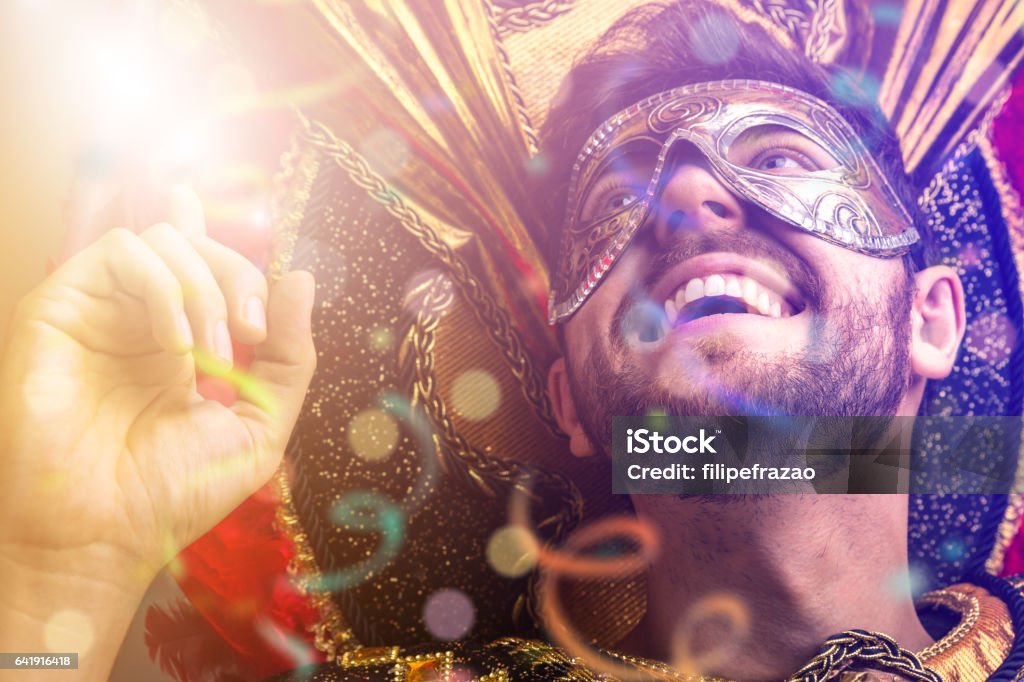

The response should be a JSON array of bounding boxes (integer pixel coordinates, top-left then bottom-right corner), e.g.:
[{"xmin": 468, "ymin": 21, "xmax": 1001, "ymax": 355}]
[{"xmin": 135, "ymin": 0, "xmax": 1024, "ymax": 679}]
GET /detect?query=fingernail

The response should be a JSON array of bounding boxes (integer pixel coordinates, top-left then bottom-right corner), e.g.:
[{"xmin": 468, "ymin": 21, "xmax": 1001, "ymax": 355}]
[
  {"xmin": 214, "ymin": 320, "xmax": 233, "ymax": 364},
  {"xmin": 177, "ymin": 311, "xmax": 194, "ymax": 349},
  {"xmin": 244, "ymin": 296, "xmax": 266, "ymax": 333}
]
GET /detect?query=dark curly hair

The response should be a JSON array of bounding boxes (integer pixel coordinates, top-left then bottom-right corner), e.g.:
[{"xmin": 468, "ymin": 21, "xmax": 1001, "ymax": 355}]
[{"xmin": 530, "ymin": 0, "xmax": 933, "ymax": 283}]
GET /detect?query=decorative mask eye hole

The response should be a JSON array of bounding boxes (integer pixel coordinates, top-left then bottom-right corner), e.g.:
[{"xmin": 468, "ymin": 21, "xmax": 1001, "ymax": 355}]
[
  {"xmin": 729, "ymin": 124, "xmax": 840, "ymax": 175},
  {"xmin": 607, "ymin": 190, "xmax": 642, "ymax": 212},
  {"xmin": 576, "ymin": 143, "xmax": 659, "ymax": 224},
  {"xmin": 754, "ymin": 152, "xmax": 812, "ymax": 173}
]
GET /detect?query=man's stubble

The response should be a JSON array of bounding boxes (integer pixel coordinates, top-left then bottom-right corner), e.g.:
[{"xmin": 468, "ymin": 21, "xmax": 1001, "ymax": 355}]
[{"xmin": 565, "ymin": 255, "xmax": 916, "ymax": 461}]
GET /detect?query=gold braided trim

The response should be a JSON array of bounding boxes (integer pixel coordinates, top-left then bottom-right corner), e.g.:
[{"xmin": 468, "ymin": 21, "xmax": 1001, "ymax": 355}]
[
  {"xmin": 298, "ymin": 115, "xmax": 563, "ymax": 439},
  {"xmin": 485, "ymin": 0, "xmax": 541, "ymax": 154},
  {"xmin": 491, "ymin": 0, "xmax": 576, "ymax": 36},
  {"xmin": 274, "ymin": 469, "xmax": 359, "ymax": 660},
  {"xmin": 309, "ymin": 579, "xmax": 1015, "ymax": 682},
  {"xmin": 789, "ymin": 630, "xmax": 941, "ymax": 682},
  {"xmin": 916, "ymin": 582, "xmax": 1014, "ymax": 682},
  {"xmin": 266, "ymin": 131, "xmax": 358, "ymax": 660},
  {"xmin": 804, "ymin": 0, "xmax": 851, "ymax": 65},
  {"xmin": 406, "ymin": 272, "xmax": 583, "ymax": 545},
  {"xmin": 915, "ymin": 588, "xmax": 981, "ymax": 660},
  {"xmin": 268, "ymin": 133, "xmax": 321, "ymax": 280},
  {"xmin": 603, "ymin": 629, "xmax": 941, "ymax": 682},
  {"xmin": 721, "ymin": 0, "xmax": 800, "ymax": 53},
  {"xmin": 974, "ymin": 87, "xmax": 1024, "ymax": 576},
  {"xmin": 406, "ymin": 273, "xmax": 584, "ymax": 638},
  {"xmin": 917, "ymin": 102, "xmax": 991, "ymax": 220}
]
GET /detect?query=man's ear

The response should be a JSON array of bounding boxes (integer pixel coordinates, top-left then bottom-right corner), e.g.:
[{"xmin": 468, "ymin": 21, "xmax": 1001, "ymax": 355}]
[
  {"xmin": 547, "ymin": 358, "xmax": 596, "ymax": 457},
  {"xmin": 910, "ymin": 265, "xmax": 966, "ymax": 379}
]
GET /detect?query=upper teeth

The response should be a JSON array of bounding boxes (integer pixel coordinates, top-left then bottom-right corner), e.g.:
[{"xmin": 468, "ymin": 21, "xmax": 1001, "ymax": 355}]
[{"xmin": 663, "ymin": 273, "xmax": 792, "ymax": 326}]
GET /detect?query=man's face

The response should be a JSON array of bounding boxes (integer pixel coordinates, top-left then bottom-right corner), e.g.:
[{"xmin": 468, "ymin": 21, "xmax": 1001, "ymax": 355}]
[{"xmin": 559, "ymin": 146, "xmax": 916, "ymax": 455}]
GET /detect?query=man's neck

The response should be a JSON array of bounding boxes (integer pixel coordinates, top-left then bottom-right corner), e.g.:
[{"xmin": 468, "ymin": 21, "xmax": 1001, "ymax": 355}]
[{"xmin": 616, "ymin": 494, "xmax": 933, "ymax": 679}]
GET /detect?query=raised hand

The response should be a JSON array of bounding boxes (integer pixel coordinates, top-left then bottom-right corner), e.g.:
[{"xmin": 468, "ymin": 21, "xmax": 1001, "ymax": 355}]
[{"xmin": 0, "ymin": 189, "xmax": 315, "ymax": 679}]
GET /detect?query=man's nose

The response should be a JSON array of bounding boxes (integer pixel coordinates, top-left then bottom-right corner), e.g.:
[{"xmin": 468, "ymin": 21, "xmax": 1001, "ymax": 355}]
[{"xmin": 651, "ymin": 160, "xmax": 747, "ymax": 246}]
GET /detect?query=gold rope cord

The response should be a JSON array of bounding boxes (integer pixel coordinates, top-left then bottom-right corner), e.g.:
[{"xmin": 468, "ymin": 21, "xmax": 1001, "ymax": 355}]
[
  {"xmin": 406, "ymin": 273, "xmax": 583, "ymax": 521},
  {"xmin": 484, "ymin": 0, "xmax": 542, "ymax": 154},
  {"xmin": 310, "ymin": 0, "xmax": 547, "ymax": 260},
  {"xmin": 492, "ymin": 0, "xmax": 578, "ymax": 36},
  {"xmin": 274, "ymin": 470, "xmax": 359, "ymax": 660}
]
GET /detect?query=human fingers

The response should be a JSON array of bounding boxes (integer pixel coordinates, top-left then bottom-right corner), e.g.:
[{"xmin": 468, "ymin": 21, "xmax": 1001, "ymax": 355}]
[
  {"xmin": 168, "ymin": 185, "xmax": 267, "ymax": 345},
  {"xmin": 232, "ymin": 270, "xmax": 316, "ymax": 474},
  {"xmin": 41, "ymin": 228, "xmax": 193, "ymax": 354},
  {"xmin": 189, "ymin": 236, "xmax": 268, "ymax": 346},
  {"xmin": 138, "ymin": 223, "xmax": 233, "ymax": 365}
]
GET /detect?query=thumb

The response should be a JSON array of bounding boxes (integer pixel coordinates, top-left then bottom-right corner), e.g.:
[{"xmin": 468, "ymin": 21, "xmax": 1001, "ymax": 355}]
[{"xmin": 232, "ymin": 270, "xmax": 317, "ymax": 460}]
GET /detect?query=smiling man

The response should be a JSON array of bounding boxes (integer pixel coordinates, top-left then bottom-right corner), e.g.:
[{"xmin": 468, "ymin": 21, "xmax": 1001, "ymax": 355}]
[
  {"xmin": 2, "ymin": 0, "xmax": 1024, "ymax": 680},
  {"xmin": 533, "ymin": 2, "xmax": 1022, "ymax": 679}
]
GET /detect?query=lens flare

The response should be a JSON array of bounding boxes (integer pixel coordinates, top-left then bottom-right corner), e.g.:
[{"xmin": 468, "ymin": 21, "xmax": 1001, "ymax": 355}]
[
  {"xmin": 347, "ymin": 408, "xmax": 400, "ymax": 462},
  {"xmin": 423, "ymin": 589, "xmax": 476, "ymax": 641},
  {"xmin": 450, "ymin": 369, "xmax": 501, "ymax": 422}
]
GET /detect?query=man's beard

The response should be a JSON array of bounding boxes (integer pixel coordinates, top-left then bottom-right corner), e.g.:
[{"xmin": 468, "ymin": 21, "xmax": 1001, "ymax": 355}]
[{"xmin": 565, "ymin": 243, "xmax": 915, "ymax": 461}]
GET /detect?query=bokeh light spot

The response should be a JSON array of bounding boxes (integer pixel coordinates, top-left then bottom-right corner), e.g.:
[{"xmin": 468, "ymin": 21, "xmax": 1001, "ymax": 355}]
[
  {"xmin": 940, "ymin": 534, "xmax": 967, "ymax": 562},
  {"xmin": 687, "ymin": 12, "xmax": 740, "ymax": 65},
  {"xmin": 965, "ymin": 311, "xmax": 1017, "ymax": 365},
  {"xmin": 486, "ymin": 526, "xmax": 540, "ymax": 578},
  {"xmin": 525, "ymin": 152, "xmax": 550, "ymax": 176},
  {"xmin": 347, "ymin": 409, "xmax": 400, "ymax": 462},
  {"xmin": 450, "ymin": 369, "xmax": 501, "ymax": 421},
  {"xmin": 44, "ymin": 609, "xmax": 95, "ymax": 654},
  {"xmin": 873, "ymin": 3, "xmax": 903, "ymax": 24},
  {"xmin": 368, "ymin": 326, "xmax": 394, "ymax": 353},
  {"xmin": 423, "ymin": 589, "xmax": 475, "ymax": 641},
  {"xmin": 958, "ymin": 243, "xmax": 984, "ymax": 269},
  {"xmin": 449, "ymin": 666, "xmax": 476, "ymax": 682},
  {"xmin": 359, "ymin": 127, "xmax": 410, "ymax": 179},
  {"xmin": 830, "ymin": 71, "xmax": 881, "ymax": 105},
  {"xmin": 886, "ymin": 564, "xmax": 931, "ymax": 599}
]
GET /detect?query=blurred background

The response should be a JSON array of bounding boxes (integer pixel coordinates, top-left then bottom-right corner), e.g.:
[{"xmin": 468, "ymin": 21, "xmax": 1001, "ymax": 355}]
[{"xmin": 0, "ymin": 1, "xmax": 76, "ymax": 344}]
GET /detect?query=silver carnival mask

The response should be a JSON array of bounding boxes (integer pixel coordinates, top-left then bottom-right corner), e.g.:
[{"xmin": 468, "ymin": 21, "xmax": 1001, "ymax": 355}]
[{"xmin": 548, "ymin": 79, "xmax": 919, "ymax": 324}]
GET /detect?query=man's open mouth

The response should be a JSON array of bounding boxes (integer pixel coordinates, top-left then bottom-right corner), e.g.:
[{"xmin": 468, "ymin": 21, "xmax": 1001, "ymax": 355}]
[
  {"xmin": 665, "ymin": 273, "xmax": 798, "ymax": 323},
  {"xmin": 630, "ymin": 257, "xmax": 808, "ymax": 343}
]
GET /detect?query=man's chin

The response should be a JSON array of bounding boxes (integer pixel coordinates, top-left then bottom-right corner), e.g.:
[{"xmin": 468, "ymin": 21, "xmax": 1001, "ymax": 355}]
[{"xmin": 641, "ymin": 360, "xmax": 807, "ymax": 417}]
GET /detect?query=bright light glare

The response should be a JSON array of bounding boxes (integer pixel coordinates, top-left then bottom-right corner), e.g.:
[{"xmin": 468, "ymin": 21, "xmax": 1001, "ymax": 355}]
[{"xmin": 86, "ymin": 42, "xmax": 157, "ymax": 136}]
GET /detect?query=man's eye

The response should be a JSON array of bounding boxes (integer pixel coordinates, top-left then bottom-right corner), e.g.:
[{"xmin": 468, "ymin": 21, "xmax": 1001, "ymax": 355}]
[
  {"xmin": 606, "ymin": 191, "xmax": 640, "ymax": 211},
  {"xmin": 580, "ymin": 179, "xmax": 644, "ymax": 222},
  {"xmin": 752, "ymin": 149, "xmax": 817, "ymax": 173}
]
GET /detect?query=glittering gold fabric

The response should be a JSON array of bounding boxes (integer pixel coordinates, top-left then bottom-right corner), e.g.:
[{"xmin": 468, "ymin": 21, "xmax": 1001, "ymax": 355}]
[
  {"xmin": 917, "ymin": 582, "xmax": 1014, "ymax": 682},
  {"xmin": 266, "ymin": 583, "xmax": 1019, "ymax": 681},
  {"xmin": 263, "ymin": 136, "xmax": 637, "ymax": 650}
]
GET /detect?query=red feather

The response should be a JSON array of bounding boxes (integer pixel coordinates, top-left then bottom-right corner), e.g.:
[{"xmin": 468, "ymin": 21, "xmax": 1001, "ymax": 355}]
[{"xmin": 144, "ymin": 599, "xmax": 254, "ymax": 682}]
